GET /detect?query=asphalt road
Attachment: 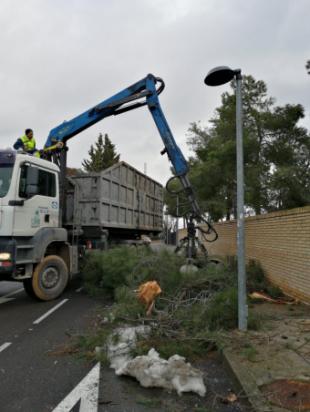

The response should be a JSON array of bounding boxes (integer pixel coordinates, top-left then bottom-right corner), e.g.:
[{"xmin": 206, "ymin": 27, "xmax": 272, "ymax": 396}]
[
  {"xmin": 0, "ymin": 278, "xmax": 253, "ymax": 412},
  {"xmin": 0, "ymin": 279, "xmax": 100, "ymax": 412}
]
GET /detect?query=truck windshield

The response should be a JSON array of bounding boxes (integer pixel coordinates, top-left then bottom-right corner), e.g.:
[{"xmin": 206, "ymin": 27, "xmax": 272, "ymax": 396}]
[{"xmin": 0, "ymin": 165, "xmax": 13, "ymax": 197}]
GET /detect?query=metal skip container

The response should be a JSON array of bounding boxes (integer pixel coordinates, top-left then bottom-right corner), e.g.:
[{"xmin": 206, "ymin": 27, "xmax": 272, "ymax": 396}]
[{"xmin": 65, "ymin": 161, "xmax": 163, "ymax": 240}]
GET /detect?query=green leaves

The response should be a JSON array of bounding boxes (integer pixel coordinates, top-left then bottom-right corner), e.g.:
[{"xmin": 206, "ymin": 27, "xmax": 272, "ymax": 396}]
[
  {"xmin": 82, "ymin": 133, "xmax": 120, "ymax": 172},
  {"xmin": 185, "ymin": 75, "xmax": 310, "ymax": 220}
]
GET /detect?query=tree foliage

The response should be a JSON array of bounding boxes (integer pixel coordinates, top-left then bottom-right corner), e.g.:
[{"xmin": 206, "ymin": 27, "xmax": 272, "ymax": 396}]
[
  {"xmin": 66, "ymin": 167, "xmax": 83, "ymax": 176},
  {"xmin": 82, "ymin": 133, "xmax": 120, "ymax": 172},
  {"xmin": 166, "ymin": 75, "xmax": 310, "ymax": 220}
]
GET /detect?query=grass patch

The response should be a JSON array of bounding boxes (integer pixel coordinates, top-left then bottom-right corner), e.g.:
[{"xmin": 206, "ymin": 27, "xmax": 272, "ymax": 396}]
[{"xmin": 241, "ymin": 344, "xmax": 258, "ymax": 362}]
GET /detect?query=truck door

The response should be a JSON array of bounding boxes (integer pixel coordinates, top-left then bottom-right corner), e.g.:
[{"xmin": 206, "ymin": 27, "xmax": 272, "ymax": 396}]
[
  {"xmin": 13, "ymin": 163, "xmax": 59, "ymax": 237},
  {"xmin": 0, "ymin": 155, "xmax": 15, "ymax": 236}
]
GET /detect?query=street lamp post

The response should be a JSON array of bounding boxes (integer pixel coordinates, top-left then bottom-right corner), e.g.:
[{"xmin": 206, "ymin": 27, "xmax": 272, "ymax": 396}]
[{"xmin": 204, "ymin": 66, "xmax": 248, "ymax": 331}]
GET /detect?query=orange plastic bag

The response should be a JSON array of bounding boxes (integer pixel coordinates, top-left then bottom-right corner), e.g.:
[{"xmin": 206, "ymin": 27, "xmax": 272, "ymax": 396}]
[{"xmin": 137, "ymin": 281, "xmax": 162, "ymax": 316}]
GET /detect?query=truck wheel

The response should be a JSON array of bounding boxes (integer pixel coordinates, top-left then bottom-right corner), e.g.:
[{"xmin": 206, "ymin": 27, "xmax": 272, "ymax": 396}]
[
  {"xmin": 23, "ymin": 278, "xmax": 37, "ymax": 299},
  {"xmin": 31, "ymin": 255, "xmax": 69, "ymax": 301}
]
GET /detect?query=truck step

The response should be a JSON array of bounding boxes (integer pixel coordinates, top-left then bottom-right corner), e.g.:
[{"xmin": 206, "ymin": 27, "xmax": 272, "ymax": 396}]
[{"xmin": 16, "ymin": 259, "xmax": 34, "ymax": 264}]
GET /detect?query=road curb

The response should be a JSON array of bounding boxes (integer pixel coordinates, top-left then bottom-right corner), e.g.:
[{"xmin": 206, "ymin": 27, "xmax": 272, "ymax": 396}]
[{"xmin": 221, "ymin": 349, "xmax": 274, "ymax": 412}]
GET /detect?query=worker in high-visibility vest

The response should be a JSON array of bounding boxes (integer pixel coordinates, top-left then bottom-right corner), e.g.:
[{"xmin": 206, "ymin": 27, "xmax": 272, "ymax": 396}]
[{"xmin": 13, "ymin": 129, "xmax": 40, "ymax": 158}]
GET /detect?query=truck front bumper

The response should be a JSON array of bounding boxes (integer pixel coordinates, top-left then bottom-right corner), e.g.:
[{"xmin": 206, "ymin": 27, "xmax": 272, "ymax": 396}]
[{"xmin": 0, "ymin": 239, "xmax": 16, "ymax": 277}]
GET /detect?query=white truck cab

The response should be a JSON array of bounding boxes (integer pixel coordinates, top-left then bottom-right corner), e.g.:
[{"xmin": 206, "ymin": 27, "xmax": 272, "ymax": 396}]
[{"xmin": 0, "ymin": 150, "xmax": 78, "ymax": 300}]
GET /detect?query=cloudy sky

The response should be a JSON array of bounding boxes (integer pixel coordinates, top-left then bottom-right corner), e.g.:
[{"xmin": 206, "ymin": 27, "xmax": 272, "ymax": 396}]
[{"xmin": 0, "ymin": 0, "xmax": 309, "ymax": 185}]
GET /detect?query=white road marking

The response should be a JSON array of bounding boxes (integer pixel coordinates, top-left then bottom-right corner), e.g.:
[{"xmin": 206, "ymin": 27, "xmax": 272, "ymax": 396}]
[
  {"xmin": 4, "ymin": 288, "xmax": 24, "ymax": 298},
  {"xmin": 52, "ymin": 362, "xmax": 100, "ymax": 412},
  {"xmin": 0, "ymin": 297, "xmax": 14, "ymax": 305},
  {"xmin": 0, "ymin": 288, "xmax": 24, "ymax": 305},
  {"xmin": 0, "ymin": 342, "xmax": 12, "ymax": 353},
  {"xmin": 75, "ymin": 287, "xmax": 83, "ymax": 293},
  {"xmin": 33, "ymin": 299, "xmax": 69, "ymax": 325}
]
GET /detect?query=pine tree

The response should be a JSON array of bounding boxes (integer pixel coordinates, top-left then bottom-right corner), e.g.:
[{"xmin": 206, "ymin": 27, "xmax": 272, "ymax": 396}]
[
  {"xmin": 82, "ymin": 133, "xmax": 120, "ymax": 172},
  {"xmin": 184, "ymin": 75, "xmax": 310, "ymax": 220}
]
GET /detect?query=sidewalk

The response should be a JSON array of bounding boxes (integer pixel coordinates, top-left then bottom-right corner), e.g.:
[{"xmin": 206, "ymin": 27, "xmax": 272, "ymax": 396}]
[{"xmin": 223, "ymin": 302, "xmax": 310, "ymax": 412}]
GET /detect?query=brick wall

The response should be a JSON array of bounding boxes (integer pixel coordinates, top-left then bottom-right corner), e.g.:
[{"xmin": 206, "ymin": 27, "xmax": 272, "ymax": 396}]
[{"xmin": 179, "ymin": 206, "xmax": 310, "ymax": 303}]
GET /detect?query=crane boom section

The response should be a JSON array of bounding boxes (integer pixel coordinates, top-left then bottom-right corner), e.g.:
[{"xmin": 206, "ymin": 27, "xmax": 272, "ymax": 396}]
[
  {"xmin": 44, "ymin": 74, "xmax": 188, "ymax": 176},
  {"xmin": 44, "ymin": 73, "xmax": 218, "ymax": 246}
]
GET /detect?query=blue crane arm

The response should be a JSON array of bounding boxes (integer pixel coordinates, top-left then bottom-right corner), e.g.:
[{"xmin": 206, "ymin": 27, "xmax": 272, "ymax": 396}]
[
  {"xmin": 45, "ymin": 74, "xmax": 218, "ymax": 245},
  {"xmin": 44, "ymin": 74, "xmax": 188, "ymax": 177}
]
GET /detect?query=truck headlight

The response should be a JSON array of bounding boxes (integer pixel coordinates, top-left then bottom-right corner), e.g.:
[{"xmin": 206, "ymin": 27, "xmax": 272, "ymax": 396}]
[{"xmin": 0, "ymin": 253, "xmax": 11, "ymax": 260}]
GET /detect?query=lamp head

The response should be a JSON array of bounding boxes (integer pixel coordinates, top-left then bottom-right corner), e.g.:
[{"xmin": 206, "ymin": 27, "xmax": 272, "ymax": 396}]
[{"xmin": 204, "ymin": 66, "xmax": 235, "ymax": 86}]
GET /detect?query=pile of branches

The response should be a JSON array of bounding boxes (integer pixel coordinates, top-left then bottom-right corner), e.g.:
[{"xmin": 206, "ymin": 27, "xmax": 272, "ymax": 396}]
[{"xmin": 82, "ymin": 247, "xmax": 261, "ymax": 359}]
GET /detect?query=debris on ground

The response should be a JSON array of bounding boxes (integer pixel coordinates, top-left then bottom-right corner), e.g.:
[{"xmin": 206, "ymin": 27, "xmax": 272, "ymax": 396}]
[
  {"xmin": 141, "ymin": 235, "xmax": 152, "ymax": 245},
  {"xmin": 137, "ymin": 280, "xmax": 162, "ymax": 316},
  {"xmin": 47, "ymin": 344, "xmax": 80, "ymax": 357},
  {"xmin": 102, "ymin": 325, "xmax": 207, "ymax": 397},
  {"xmin": 249, "ymin": 291, "xmax": 297, "ymax": 304},
  {"xmin": 82, "ymin": 248, "xmax": 296, "ymax": 404},
  {"xmin": 103, "ymin": 325, "xmax": 150, "ymax": 371},
  {"xmin": 220, "ymin": 392, "xmax": 238, "ymax": 404},
  {"xmin": 116, "ymin": 348, "xmax": 206, "ymax": 397}
]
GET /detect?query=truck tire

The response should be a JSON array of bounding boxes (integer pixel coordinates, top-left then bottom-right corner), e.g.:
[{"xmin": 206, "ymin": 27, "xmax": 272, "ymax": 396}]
[
  {"xmin": 31, "ymin": 255, "xmax": 69, "ymax": 301},
  {"xmin": 23, "ymin": 278, "xmax": 37, "ymax": 299}
]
